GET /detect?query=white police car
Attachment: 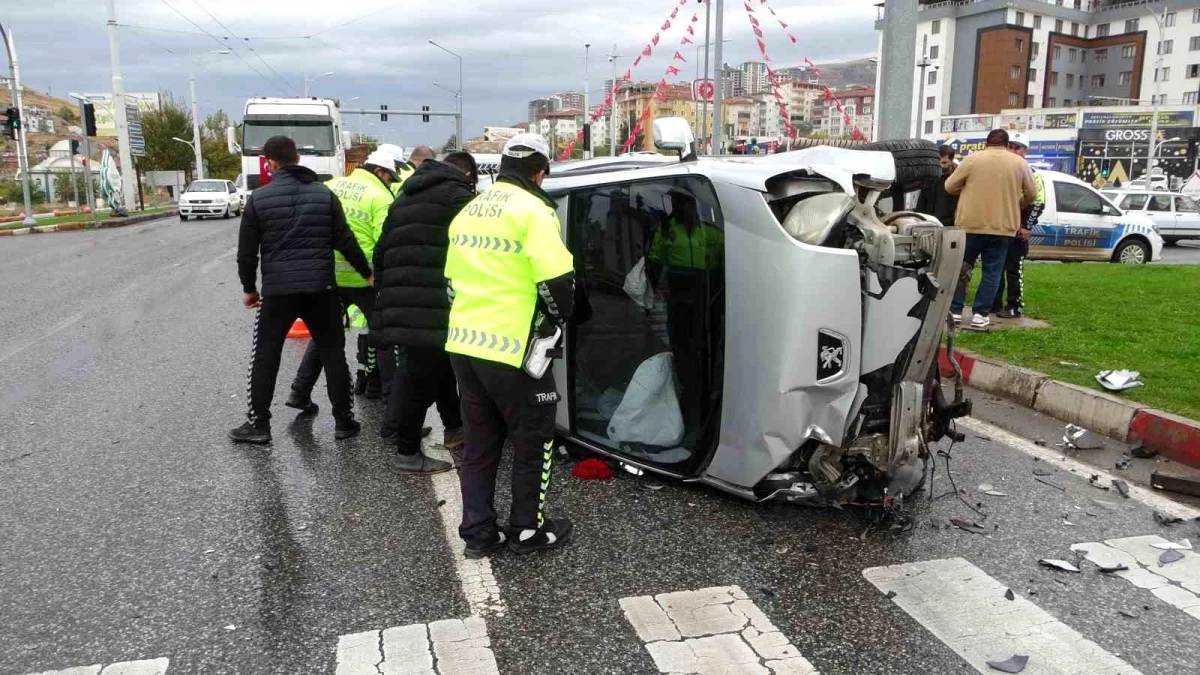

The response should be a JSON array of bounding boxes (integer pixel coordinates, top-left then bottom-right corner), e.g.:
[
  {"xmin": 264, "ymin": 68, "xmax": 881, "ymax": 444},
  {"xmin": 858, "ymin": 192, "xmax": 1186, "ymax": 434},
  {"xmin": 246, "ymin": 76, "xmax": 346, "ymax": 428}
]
[{"xmin": 1029, "ymin": 170, "xmax": 1163, "ymax": 264}]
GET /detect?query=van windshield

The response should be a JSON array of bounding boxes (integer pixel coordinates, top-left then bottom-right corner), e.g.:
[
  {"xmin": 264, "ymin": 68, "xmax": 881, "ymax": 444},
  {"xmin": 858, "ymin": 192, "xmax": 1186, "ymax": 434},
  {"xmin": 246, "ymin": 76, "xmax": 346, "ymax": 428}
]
[{"xmin": 242, "ymin": 115, "xmax": 335, "ymax": 156}]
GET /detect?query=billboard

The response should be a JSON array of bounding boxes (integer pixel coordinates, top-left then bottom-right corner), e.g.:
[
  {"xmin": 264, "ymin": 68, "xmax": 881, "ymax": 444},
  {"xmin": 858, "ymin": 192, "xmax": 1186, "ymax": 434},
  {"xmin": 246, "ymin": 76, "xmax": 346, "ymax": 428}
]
[
  {"xmin": 939, "ymin": 115, "xmax": 994, "ymax": 134},
  {"xmin": 483, "ymin": 126, "xmax": 523, "ymax": 142},
  {"xmin": 1080, "ymin": 110, "xmax": 1195, "ymax": 129},
  {"xmin": 81, "ymin": 92, "xmax": 162, "ymax": 137},
  {"xmin": 996, "ymin": 112, "xmax": 1078, "ymax": 131}
]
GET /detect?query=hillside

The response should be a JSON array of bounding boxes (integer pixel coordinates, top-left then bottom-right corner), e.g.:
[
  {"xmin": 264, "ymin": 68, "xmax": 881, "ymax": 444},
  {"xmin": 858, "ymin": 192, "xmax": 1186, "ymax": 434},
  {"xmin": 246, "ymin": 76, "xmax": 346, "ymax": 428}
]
[
  {"xmin": 811, "ymin": 58, "xmax": 877, "ymax": 89},
  {"xmin": 0, "ymin": 85, "xmax": 86, "ymax": 179}
]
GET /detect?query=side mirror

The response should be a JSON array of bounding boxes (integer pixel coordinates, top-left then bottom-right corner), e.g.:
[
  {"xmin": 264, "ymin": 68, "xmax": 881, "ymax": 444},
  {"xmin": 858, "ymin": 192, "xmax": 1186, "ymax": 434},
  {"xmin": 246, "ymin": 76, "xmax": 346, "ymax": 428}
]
[
  {"xmin": 653, "ymin": 117, "xmax": 696, "ymax": 160},
  {"xmin": 226, "ymin": 126, "xmax": 240, "ymax": 155}
]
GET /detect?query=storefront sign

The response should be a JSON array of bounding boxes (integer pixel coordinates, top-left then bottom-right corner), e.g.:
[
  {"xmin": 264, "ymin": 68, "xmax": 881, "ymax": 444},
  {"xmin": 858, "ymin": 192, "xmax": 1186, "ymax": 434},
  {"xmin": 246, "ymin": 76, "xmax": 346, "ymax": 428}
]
[
  {"xmin": 998, "ymin": 112, "xmax": 1078, "ymax": 131},
  {"xmin": 940, "ymin": 115, "xmax": 995, "ymax": 133},
  {"xmin": 940, "ymin": 137, "xmax": 1078, "ymax": 173},
  {"xmin": 1081, "ymin": 110, "xmax": 1195, "ymax": 129},
  {"xmin": 1077, "ymin": 127, "xmax": 1200, "ymax": 141}
]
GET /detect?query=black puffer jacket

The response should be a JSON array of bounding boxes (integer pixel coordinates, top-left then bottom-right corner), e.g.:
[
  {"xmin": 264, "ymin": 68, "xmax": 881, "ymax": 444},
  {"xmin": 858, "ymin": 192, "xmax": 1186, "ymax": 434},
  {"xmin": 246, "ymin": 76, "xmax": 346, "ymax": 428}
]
[
  {"xmin": 371, "ymin": 160, "xmax": 475, "ymax": 348},
  {"xmin": 237, "ymin": 164, "xmax": 371, "ymax": 296}
]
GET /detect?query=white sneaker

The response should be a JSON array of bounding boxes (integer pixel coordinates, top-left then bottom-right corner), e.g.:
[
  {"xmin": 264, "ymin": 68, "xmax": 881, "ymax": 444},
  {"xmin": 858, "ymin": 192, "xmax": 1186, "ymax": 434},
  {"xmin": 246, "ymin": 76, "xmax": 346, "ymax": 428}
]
[
  {"xmin": 951, "ymin": 312, "xmax": 963, "ymax": 324},
  {"xmin": 970, "ymin": 314, "xmax": 991, "ymax": 329}
]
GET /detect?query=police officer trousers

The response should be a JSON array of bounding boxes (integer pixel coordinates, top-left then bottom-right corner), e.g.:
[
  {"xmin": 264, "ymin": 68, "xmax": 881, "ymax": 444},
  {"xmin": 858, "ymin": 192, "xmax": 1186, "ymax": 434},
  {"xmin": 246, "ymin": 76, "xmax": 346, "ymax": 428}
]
[{"xmin": 449, "ymin": 354, "xmax": 559, "ymax": 545}]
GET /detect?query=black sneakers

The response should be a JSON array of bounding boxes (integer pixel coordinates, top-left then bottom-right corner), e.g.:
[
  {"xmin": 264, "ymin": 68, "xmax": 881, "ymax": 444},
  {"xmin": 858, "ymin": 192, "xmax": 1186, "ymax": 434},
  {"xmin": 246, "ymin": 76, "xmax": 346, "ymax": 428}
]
[
  {"xmin": 464, "ymin": 531, "xmax": 508, "ymax": 559},
  {"xmin": 284, "ymin": 391, "xmax": 318, "ymax": 415},
  {"xmin": 229, "ymin": 421, "xmax": 271, "ymax": 444},
  {"xmin": 997, "ymin": 308, "xmax": 1024, "ymax": 319},
  {"xmin": 334, "ymin": 417, "xmax": 362, "ymax": 440},
  {"xmin": 391, "ymin": 452, "xmax": 454, "ymax": 474},
  {"xmin": 509, "ymin": 518, "xmax": 575, "ymax": 555}
]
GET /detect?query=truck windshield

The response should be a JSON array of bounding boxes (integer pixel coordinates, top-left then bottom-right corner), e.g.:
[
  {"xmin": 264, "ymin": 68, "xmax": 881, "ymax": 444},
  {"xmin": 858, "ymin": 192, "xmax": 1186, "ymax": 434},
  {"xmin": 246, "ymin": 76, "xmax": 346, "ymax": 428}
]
[{"xmin": 242, "ymin": 116, "xmax": 336, "ymax": 156}]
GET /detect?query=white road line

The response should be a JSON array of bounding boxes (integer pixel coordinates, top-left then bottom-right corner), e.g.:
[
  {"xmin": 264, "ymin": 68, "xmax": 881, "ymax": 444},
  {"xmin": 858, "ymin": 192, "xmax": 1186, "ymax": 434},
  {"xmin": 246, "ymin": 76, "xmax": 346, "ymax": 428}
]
[
  {"xmin": 334, "ymin": 618, "xmax": 498, "ymax": 675},
  {"xmin": 619, "ymin": 586, "xmax": 819, "ymax": 674},
  {"xmin": 26, "ymin": 658, "xmax": 169, "ymax": 675},
  {"xmin": 864, "ymin": 558, "xmax": 1142, "ymax": 675},
  {"xmin": 1073, "ymin": 535, "xmax": 1200, "ymax": 620},
  {"xmin": 958, "ymin": 416, "xmax": 1200, "ymax": 520}
]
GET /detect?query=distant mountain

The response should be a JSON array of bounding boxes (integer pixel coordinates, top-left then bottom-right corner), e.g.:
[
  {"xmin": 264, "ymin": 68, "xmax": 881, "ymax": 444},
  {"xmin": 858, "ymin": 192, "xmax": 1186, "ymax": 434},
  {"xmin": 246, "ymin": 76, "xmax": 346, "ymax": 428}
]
[{"xmin": 778, "ymin": 58, "xmax": 877, "ymax": 90}]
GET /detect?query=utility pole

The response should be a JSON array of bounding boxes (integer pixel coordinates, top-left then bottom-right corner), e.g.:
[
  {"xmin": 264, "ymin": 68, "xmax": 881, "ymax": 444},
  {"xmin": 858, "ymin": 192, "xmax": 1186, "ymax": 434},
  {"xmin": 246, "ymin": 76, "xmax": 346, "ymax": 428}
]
[
  {"xmin": 703, "ymin": 0, "xmax": 712, "ymax": 152},
  {"xmin": 1, "ymin": 23, "xmax": 36, "ymax": 225},
  {"xmin": 608, "ymin": 44, "xmax": 623, "ymax": 156},
  {"xmin": 429, "ymin": 42, "xmax": 464, "ymax": 151},
  {"xmin": 914, "ymin": 36, "xmax": 931, "ymax": 139},
  {"xmin": 584, "ymin": 43, "xmax": 591, "ymax": 159},
  {"xmin": 105, "ymin": 0, "xmax": 137, "ymax": 211},
  {"xmin": 712, "ymin": 0, "xmax": 726, "ymax": 155},
  {"xmin": 1148, "ymin": 3, "xmax": 1169, "ymax": 179},
  {"xmin": 189, "ymin": 49, "xmax": 230, "ymax": 181}
]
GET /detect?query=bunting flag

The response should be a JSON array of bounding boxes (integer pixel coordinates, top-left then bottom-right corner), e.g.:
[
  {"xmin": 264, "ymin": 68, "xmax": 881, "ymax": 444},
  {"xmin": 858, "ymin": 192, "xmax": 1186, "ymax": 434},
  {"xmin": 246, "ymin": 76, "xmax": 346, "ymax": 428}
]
[
  {"xmin": 687, "ymin": 24, "xmax": 696, "ymax": 35},
  {"xmin": 666, "ymin": 65, "xmax": 682, "ymax": 75},
  {"xmin": 652, "ymin": 33, "xmax": 660, "ymax": 46},
  {"xmin": 654, "ymin": 91, "xmax": 667, "ymax": 102},
  {"xmin": 749, "ymin": 15, "xmax": 761, "ymax": 27},
  {"xmin": 752, "ymin": 25, "xmax": 764, "ymax": 38},
  {"xmin": 670, "ymin": 7, "xmax": 679, "ymax": 18},
  {"xmin": 662, "ymin": 20, "xmax": 671, "ymax": 30},
  {"xmin": 681, "ymin": 36, "xmax": 694, "ymax": 45},
  {"xmin": 852, "ymin": 128, "xmax": 863, "ymax": 141},
  {"xmin": 744, "ymin": 2, "xmax": 755, "ymax": 12},
  {"xmin": 691, "ymin": 13, "xmax": 699, "ymax": 22},
  {"xmin": 621, "ymin": 69, "xmax": 631, "ymax": 80},
  {"xmin": 641, "ymin": 45, "xmax": 652, "ymax": 57},
  {"xmin": 758, "ymin": 0, "xmax": 797, "ymax": 43},
  {"xmin": 673, "ymin": 51, "xmax": 687, "ymax": 62},
  {"xmin": 619, "ymin": 31, "xmax": 694, "ymax": 153}
]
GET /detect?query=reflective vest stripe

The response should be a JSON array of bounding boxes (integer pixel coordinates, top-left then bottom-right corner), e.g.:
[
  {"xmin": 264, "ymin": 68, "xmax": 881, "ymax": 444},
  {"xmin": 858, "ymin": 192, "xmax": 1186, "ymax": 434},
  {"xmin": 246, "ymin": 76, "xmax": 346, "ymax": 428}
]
[
  {"xmin": 450, "ymin": 234, "xmax": 524, "ymax": 253},
  {"xmin": 447, "ymin": 326, "xmax": 523, "ymax": 355}
]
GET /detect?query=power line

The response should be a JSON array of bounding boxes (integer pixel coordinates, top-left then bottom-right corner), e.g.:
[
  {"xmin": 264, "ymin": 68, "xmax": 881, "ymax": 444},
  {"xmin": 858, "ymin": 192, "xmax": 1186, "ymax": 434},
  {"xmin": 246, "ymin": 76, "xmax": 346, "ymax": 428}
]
[
  {"xmin": 157, "ymin": 0, "xmax": 284, "ymax": 94},
  {"xmin": 306, "ymin": 5, "xmax": 393, "ymax": 38},
  {"xmin": 187, "ymin": 0, "xmax": 297, "ymax": 95},
  {"xmin": 124, "ymin": 26, "xmax": 178, "ymax": 56}
]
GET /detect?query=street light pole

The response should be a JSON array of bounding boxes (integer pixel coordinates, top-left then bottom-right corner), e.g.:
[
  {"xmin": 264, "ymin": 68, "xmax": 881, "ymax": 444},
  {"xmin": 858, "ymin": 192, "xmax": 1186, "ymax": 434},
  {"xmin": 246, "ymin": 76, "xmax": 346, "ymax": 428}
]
[
  {"xmin": 584, "ymin": 43, "xmax": 591, "ymax": 159},
  {"xmin": 105, "ymin": 0, "xmax": 137, "ymax": 211},
  {"xmin": 429, "ymin": 41, "xmax": 464, "ymax": 151},
  {"xmin": 608, "ymin": 44, "xmax": 623, "ymax": 156},
  {"xmin": 712, "ymin": 0, "xmax": 726, "ymax": 155},
  {"xmin": 703, "ymin": 0, "xmax": 713, "ymax": 152},
  {"xmin": 69, "ymin": 93, "xmax": 96, "ymax": 215},
  {"xmin": 189, "ymin": 49, "xmax": 230, "ymax": 181},
  {"xmin": 303, "ymin": 72, "xmax": 334, "ymax": 97},
  {"xmin": 1148, "ymin": 4, "xmax": 1169, "ymax": 179},
  {"xmin": 0, "ymin": 22, "xmax": 35, "ymax": 224}
]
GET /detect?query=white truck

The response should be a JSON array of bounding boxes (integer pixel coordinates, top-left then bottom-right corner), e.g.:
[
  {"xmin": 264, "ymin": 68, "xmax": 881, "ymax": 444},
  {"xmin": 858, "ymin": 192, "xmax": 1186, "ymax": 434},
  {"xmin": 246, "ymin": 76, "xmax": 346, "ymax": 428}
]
[{"xmin": 227, "ymin": 97, "xmax": 352, "ymax": 191}]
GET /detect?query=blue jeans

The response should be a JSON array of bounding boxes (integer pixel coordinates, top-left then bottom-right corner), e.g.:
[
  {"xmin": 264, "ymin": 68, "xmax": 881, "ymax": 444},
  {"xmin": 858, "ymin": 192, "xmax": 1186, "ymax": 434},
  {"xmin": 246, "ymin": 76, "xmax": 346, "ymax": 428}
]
[{"xmin": 951, "ymin": 234, "xmax": 1012, "ymax": 317}]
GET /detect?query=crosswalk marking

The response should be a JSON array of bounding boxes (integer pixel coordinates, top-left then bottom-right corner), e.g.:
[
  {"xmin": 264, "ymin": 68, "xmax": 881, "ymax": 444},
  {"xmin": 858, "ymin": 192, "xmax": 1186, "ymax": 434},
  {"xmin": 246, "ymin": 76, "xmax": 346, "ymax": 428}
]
[
  {"xmin": 1073, "ymin": 535, "xmax": 1200, "ymax": 620},
  {"xmin": 334, "ymin": 617, "xmax": 498, "ymax": 675},
  {"xmin": 619, "ymin": 586, "xmax": 819, "ymax": 674},
  {"xmin": 26, "ymin": 658, "xmax": 169, "ymax": 675},
  {"xmin": 864, "ymin": 558, "xmax": 1142, "ymax": 675}
]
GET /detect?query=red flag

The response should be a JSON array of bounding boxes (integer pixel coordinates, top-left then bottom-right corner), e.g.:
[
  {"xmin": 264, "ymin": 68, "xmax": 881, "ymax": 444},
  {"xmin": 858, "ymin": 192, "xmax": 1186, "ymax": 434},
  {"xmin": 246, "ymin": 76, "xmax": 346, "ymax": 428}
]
[
  {"xmin": 662, "ymin": 20, "xmax": 671, "ymax": 30},
  {"xmin": 779, "ymin": 20, "xmax": 789, "ymax": 29},
  {"xmin": 654, "ymin": 91, "xmax": 667, "ymax": 102},
  {"xmin": 691, "ymin": 13, "xmax": 698, "ymax": 22},
  {"xmin": 621, "ymin": 70, "xmax": 631, "ymax": 80},
  {"xmin": 687, "ymin": 24, "xmax": 695, "ymax": 35},
  {"xmin": 752, "ymin": 26, "xmax": 764, "ymax": 39},
  {"xmin": 666, "ymin": 65, "xmax": 681, "ymax": 75},
  {"xmin": 641, "ymin": 45, "xmax": 651, "ymax": 57},
  {"xmin": 823, "ymin": 88, "xmax": 834, "ymax": 103},
  {"xmin": 749, "ymin": 15, "xmax": 760, "ymax": 27},
  {"xmin": 652, "ymin": 33, "xmax": 660, "ymax": 46},
  {"xmin": 852, "ymin": 128, "xmax": 863, "ymax": 141},
  {"xmin": 789, "ymin": 34, "xmax": 797, "ymax": 44},
  {"xmin": 659, "ymin": 78, "xmax": 669, "ymax": 88},
  {"xmin": 804, "ymin": 57, "xmax": 815, "ymax": 67},
  {"xmin": 744, "ymin": 2, "xmax": 754, "ymax": 12},
  {"xmin": 258, "ymin": 155, "xmax": 273, "ymax": 185},
  {"xmin": 576, "ymin": 130, "xmax": 585, "ymax": 140},
  {"xmin": 673, "ymin": 50, "xmax": 687, "ymax": 62},
  {"xmin": 681, "ymin": 36, "xmax": 694, "ymax": 45},
  {"xmin": 670, "ymin": 7, "xmax": 679, "ymax": 18}
]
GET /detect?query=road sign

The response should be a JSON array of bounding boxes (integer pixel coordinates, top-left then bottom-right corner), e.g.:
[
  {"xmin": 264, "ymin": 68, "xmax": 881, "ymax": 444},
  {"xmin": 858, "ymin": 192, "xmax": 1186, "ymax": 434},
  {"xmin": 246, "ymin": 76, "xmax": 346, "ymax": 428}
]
[
  {"xmin": 692, "ymin": 79, "xmax": 715, "ymax": 102},
  {"xmin": 126, "ymin": 105, "xmax": 145, "ymax": 157}
]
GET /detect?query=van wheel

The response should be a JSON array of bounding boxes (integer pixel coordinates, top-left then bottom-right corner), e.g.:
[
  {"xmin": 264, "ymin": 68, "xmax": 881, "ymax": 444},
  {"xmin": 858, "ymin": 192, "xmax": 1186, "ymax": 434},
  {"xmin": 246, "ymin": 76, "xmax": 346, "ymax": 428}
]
[
  {"xmin": 786, "ymin": 137, "xmax": 941, "ymax": 190},
  {"xmin": 1114, "ymin": 239, "xmax": 1150, "ymax": 264}
]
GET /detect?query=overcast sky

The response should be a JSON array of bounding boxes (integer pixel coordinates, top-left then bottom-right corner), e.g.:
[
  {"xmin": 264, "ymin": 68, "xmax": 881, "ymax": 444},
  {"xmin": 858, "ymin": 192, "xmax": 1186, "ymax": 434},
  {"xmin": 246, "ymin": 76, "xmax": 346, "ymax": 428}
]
[{"xmin": 6, "ymin": 0, "xmax": 878, "ymax": 147}]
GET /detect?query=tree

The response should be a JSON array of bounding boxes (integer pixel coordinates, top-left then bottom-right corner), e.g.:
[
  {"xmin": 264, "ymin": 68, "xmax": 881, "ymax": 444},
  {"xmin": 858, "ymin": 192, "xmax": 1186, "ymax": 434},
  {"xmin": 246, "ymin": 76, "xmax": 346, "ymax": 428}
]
[
  {"xmin": 53, "ymin": 170, "xmax": 96, "ymax": 204},
  {"xmin": 58, "ymin": 105, "xmax": 78, "ymax": 124},
  {"xmin": 201, "ymin": 111, "xmax": 241, "ymax": 180},
  {"xmin": 442, "ymin": 135, "xmax": 458, "ymax": 154},
  {"xmin": 138, "ymin": 95, "xmax": 195, "ymax": 178}
]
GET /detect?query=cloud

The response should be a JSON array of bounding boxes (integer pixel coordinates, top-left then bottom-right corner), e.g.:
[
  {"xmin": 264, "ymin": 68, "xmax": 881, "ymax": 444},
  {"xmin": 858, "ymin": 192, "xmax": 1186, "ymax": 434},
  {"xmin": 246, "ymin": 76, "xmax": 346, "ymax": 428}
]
[{"xmin": 6, "ymin": 0, "xmax": 876, "ymax": 146}]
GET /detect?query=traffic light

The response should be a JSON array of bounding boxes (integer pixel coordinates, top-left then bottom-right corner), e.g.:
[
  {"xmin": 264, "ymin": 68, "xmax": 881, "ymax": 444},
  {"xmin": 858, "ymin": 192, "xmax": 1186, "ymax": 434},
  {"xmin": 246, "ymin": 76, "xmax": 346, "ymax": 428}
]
[
  {"xmin": 83, "ymin": 103, "xmax": 97, "ymax": 136},
  {"xmin": 69, "ymin": 139, "xmax": 80, "ymax": 155},
  {"xmin": 380, "ymin": 104, "xmax": 388, "ymax": 122},
  {"xmin": 3, "ymin": 107, "xmax": 18, "ymax": 140},
  {"xmin": 422, "ymin": 105, "xmax": 430, "ymax": 123}
]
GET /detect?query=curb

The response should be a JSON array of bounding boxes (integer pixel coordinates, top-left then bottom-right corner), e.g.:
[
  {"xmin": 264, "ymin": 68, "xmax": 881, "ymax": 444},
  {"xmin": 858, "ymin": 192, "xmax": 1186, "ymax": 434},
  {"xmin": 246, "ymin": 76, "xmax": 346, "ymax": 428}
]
[
  {"xmin": 0, "ymin": 212, "xmax": 174, "ymax": 237},
  {"xmin": 939, "ymin": 346, "xmax": 1200, "ymax": 470}
]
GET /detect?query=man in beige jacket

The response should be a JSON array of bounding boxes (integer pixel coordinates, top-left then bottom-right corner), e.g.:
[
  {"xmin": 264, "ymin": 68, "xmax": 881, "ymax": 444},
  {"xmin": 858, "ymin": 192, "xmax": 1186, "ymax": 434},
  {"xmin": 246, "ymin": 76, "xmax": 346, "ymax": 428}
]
[{"xmin": 944, "ymin": 129, "xmax": 1037, "ymax": 329}]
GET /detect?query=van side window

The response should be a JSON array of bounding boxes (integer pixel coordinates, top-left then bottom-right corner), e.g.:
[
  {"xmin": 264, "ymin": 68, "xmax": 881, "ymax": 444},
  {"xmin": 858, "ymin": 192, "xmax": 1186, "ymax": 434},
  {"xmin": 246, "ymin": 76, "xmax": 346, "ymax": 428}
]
[
  {"xmin": 1148, "ymin": 195, "xmax": 1172, "ymax": 212},
  {"xmin": 1054, "ymin": 183, "xmax": 1106, "ymax": 216},
  {"xmin": 1175, "ymin": 195, "xmax": 1199, "ymax": 213},
  {"xmin": 1122, "ymin": 194, "xmax": 1148, "ymax": 210}
]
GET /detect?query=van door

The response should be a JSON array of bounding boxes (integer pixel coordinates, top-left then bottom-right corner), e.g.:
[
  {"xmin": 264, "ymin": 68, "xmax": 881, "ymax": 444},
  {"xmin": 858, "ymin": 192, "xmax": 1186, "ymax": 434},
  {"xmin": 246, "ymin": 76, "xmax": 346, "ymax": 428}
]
[{"xmin": 1053, "ymin": 181, "xmax": 1120, "ymax": 261}]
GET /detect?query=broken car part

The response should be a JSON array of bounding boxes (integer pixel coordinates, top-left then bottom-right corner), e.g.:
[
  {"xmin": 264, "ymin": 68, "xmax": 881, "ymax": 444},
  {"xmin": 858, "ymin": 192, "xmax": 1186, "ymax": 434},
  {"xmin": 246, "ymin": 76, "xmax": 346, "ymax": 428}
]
[{"xmin": 1095, "ymin": 369, "xmax": 1143, "ymax": 392}]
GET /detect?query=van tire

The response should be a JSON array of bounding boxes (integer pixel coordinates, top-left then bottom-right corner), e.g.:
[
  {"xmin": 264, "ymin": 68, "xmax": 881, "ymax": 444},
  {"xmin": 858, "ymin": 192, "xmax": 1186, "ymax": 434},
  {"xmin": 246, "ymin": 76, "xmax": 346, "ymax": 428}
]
[
  {"xmin": 786, "ymin": 137, "xmax": 941, "ymax": 190},
  {"xmin": 1113, "ymin": 238, "xmax": 1151, "ymax": 265}
]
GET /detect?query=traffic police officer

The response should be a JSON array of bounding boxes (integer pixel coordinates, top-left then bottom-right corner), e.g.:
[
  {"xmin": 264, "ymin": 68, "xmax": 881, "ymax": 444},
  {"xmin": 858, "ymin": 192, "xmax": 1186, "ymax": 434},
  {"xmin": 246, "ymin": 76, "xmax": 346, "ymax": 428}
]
[
  {"xmin": 286, "ymin": 147, "xmax": 400, "ymax": 412},
  {"xmin": 444, "ymin": 133, "xmax": 576, "ymax": 558}
]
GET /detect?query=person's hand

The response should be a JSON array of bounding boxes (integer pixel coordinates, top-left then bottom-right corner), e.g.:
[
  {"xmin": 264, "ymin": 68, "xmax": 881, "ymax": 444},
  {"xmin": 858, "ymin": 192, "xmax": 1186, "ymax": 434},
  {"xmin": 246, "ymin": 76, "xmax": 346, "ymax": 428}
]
[
  {"xmin": 242, "ymin": 292, "xmax": 260, "ymax": 309},
  {"xmin": 1017, "ymin": 228, "xmax": 1031, "ymax": 241}
]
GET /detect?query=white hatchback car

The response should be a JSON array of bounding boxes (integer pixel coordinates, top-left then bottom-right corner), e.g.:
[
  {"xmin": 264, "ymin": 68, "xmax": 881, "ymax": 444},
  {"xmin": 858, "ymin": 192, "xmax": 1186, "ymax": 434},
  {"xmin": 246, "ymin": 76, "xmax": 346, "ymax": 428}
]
[
  {"xmin": 178, "ymin": 179, "xmax": 243, "ymax": 221},
  {"xmin": 1028, "ymin": 170, "xmax": 1163, "ymax": 264},
  {"xmin": 1101, "ymin": 190, "xmax": 1200, "ymax": 245}
]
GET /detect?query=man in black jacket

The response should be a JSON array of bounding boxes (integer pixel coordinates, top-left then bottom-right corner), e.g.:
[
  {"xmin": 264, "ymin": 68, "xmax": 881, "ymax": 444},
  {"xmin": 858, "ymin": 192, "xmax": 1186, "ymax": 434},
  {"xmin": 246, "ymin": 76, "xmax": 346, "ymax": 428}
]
[
  {"xmin": 231, "ymin": 136, "xmax": 373, "ymax": 444},
  {"xmin": 916, "ymin": 145, "xmax": 959, "ymax": 228},
  {"xmin": 372, "ymin": 153, "xmax": 478, "ymax": 473}
]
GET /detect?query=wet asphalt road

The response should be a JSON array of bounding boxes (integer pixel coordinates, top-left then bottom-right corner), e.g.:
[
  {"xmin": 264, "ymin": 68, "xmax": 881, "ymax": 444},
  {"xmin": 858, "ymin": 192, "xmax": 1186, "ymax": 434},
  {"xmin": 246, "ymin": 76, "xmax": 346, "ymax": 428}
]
[
  {"xmin": 3, "ymin": 217, "xmax": 1200, "ymax": 675},
  {"xmin": 1157, "ymin": 240, "xmax": 1200, "ymax": 264}
]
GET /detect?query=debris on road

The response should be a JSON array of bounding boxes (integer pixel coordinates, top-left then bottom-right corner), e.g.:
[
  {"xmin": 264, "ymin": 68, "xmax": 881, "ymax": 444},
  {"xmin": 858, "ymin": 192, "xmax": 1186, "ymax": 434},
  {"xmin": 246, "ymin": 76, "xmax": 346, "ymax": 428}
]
[
  {"xmin": 1128, "ymin": 441, "xmax": 1158, "ymax": 459},
  {"xmin": 1112, "ymin": 479, "xmax": 1131, "ymax": 498},
  {"xmin": 572, "ymin": 457, "xmax": 614, "ymax": 480},
  {"xmin": 1118, "ymin": 609, "xmax": 1138, "ymax": 619},
  {"xmin": 1033, "ymin": 467, "xmax": 1056, "ymax": 477},
  {"xmin": 1035, "ymin": 439, "xmax": 1047, "ymax": 447},
  {"xmin": 1151, "ymin": 469, "xmax": 1200, "ymax": 498},
  {"xmin": 1114, "ymin": 454, "xmax": 1134, "ymax": 471},
  {"xmin": 950, "ymin": 517, "xmax": 990, "ymax": 535},
  {"xmin": 1150, "ymin": 539, "xmax": 1192, "ymax": 551},
  {"xmin": 979, "ymin": 483, "xmax": 995, "ymax": 492},
  {"xmin": 985, "ymin": 654, "xmax": 1029, "ymax": 673},
  {"xmin": 1096, "ymin": 369, "xmax": 1143, "ymax": 392},
  {"xmin": 1153, "ymin": 509, "xmax": 1185, "ymax": 526},
  {"xmin": 1039, "ymin": 559, "xmax": 1081, "ymax": 573},
  {"xmin": 1158, "ymin": 549, "xmax": 1185, "ymax": 565},
  {"xmin": 224, "ymin": 624, "xmax": 236, "ymax": 631},
  {"xmin": 1097, "ymin": 563, "xmax": 1129, "ymax": 573},
  {"xmin": 985, "ymin": 490, "xmax": 1009, "ymax": 497},
  {"xmin": 1089, "ymin": 475, "xmax": 1110, "ymax": 491},
  {"xmin": 1063, "ymin": 424, "xmax": 1102, "ymax": 450},
  {"xmin": 1004, "ymin": 589, "xmax": 1015, "ymax": 601},
  {"xmin": 1062, "ymin": 514, "xmax": 1076, "ymax": 526},
  {"xmin": 1034, "ymin": 477, "xmax": 1067, "ymax": 492}
]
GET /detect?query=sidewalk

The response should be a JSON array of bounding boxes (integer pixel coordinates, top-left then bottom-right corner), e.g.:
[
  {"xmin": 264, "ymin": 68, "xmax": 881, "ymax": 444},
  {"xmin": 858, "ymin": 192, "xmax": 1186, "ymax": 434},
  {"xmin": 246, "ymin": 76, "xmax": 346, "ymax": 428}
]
[
  {"xmin": 940, "ymin": 346, "xmax": 1200, "ymax": 474},
  {"xmin": 0, "ymin": 210, "xmax": 174, "ymax": 236}
]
